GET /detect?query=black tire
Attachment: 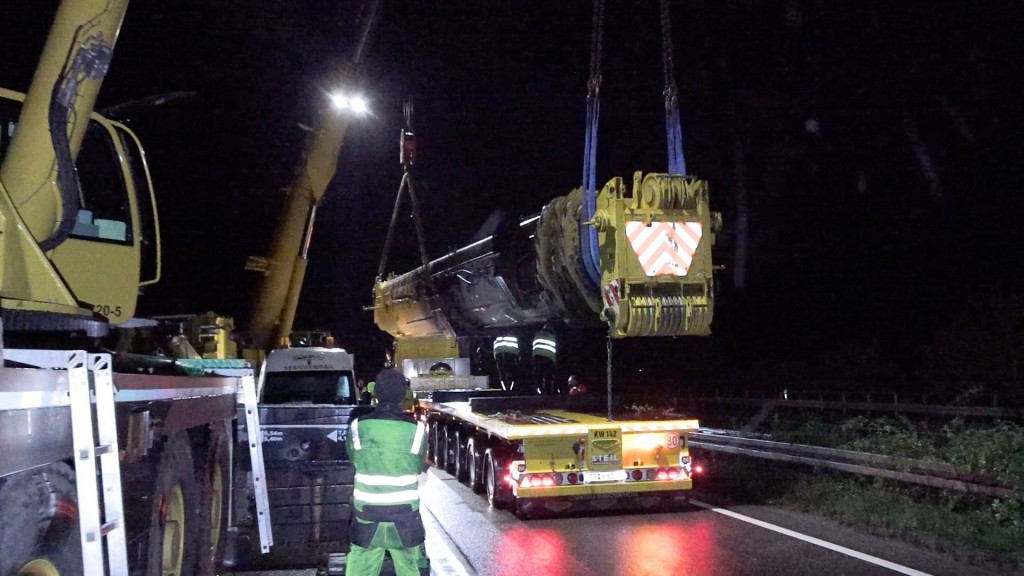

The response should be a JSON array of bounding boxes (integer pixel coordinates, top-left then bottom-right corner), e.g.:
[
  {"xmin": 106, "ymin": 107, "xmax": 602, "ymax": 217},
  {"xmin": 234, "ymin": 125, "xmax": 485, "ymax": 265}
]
[
  {"xmin": 483, "ymin": 450, "xmax": 512, "ymax": 510},
  {"xmin": 193, "ymin": 422, "xmax": 231, "ymax": 575},
  {"xmin": 146, "ymin": 433, "xmax": 201, "ymax": 576},
  {"xmin": 426, "ymin": 420, "xmax": 439, "ymax": 463},
  {"xmin": 443, "ymin": 427, "xmax": 457, "ymax": 475},
  {"xmin": 453, "ymin": 430, "xmax": 468, "ymax": 482},
  {"xmin": 0, "ymin": 463, "xmax": 81, "ymax": 575},
  {"xmin": 466, "ymin": 438, "xmax": 484, "ymax": 494},
  {"xmin": 433, "ymin": 422, "xmax": 447, "ymax": 471}
]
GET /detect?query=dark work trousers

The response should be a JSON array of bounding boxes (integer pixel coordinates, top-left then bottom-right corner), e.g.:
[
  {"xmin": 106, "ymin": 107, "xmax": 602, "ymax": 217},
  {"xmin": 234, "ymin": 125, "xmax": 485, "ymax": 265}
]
[
  {"xmin": 495, "ymin": 352, "xmax": 518, "ymax": 391},
  {"xmin": 533, "ymin": 356, "xmax": 558, "ymax": 395}
]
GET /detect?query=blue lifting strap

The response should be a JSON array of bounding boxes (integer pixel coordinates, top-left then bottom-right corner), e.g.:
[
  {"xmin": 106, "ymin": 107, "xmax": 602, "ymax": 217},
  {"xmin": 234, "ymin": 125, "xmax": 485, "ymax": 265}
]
[{"xmin": 579, "ymin": 0, "xmax": 605, "ymax": 289}]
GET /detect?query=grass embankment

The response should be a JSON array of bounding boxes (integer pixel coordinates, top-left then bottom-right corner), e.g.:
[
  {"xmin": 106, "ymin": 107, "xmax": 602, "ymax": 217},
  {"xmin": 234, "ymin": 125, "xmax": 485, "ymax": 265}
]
[{"xmin": 699, "ymin": 416, "xmax": 1024, "ymax": 569}]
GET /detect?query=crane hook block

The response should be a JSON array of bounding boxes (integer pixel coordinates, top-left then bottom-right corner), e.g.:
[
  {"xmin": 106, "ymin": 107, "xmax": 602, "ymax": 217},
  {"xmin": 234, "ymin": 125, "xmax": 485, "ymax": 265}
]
[{"xmin": 400, "ymin": 128, "xmax": 416, "ymax": 167}]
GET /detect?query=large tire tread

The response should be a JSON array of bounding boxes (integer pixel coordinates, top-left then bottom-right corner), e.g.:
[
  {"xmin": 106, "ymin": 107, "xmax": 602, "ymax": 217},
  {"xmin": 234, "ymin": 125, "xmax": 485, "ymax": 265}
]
[
  {"xmin": 193, "ymin": 422, "xmax": 231, "ymax": 576},
  {"xmin": 0, "ymin": 463, "xmax": 81, "ymax": 575},
  {"xmin": 146, "ymin": 433, "xmax": 201, "ymax": 576}
]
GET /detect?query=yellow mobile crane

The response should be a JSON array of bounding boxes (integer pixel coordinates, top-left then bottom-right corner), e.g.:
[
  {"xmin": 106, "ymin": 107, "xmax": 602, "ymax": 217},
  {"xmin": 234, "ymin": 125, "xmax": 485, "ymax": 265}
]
[
  {"xmin": 0, "ymin": 2, "xmax": 272, "ymax": 575},
  {"xmin": 0, "ymin": 0, "xmax": 377, "ymax": 573}
]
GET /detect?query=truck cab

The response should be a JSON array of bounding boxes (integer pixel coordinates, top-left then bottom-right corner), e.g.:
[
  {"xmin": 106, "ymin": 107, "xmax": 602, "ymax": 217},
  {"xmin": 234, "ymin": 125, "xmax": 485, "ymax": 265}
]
[
  {"xmin": 229, "ymin": 345, "xmax": 369, "ymax": 571},
  {"xmin": 257, "ymin": 346, "xmax": 357, "ymax": 405}
]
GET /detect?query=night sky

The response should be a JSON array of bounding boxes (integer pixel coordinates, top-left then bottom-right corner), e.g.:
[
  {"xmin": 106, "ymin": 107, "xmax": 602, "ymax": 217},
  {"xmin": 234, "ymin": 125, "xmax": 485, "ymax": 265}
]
[{"xmin": 2, "ymin": 2, "xmax": 1020, "ymax": 396}]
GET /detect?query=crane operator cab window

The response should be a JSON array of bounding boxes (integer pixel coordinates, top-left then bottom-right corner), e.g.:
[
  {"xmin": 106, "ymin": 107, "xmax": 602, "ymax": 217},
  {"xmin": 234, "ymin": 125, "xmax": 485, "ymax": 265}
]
[
  {"xmin": 73, "ymin": 121, "xmax": 132, "ymax": 244},
  {"xmin": 0, "ymin": 92, "xmax": 159, "ymax": 285}
]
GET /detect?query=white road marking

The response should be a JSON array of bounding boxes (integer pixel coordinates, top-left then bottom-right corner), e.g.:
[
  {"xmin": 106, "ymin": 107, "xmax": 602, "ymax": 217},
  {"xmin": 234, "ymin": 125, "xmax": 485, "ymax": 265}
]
[
  {"xmin": 689, "ymin": 499, "xmax": 932, "ymax": 576},
  {"xmin": 422, "ymin": 502, "xmax": 475, "ymax": 576}
]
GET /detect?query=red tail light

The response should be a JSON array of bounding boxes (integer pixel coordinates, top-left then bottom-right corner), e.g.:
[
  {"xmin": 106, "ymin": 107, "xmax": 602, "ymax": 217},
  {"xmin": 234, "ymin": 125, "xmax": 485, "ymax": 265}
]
[{"xmin": 694, "ymin": 464, "xmax": 704, "ymax": 474}]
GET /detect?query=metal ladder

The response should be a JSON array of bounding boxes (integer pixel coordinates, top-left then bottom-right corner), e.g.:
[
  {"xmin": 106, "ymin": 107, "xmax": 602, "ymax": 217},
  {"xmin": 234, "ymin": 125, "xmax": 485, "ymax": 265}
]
[
  {"xmin": 239, "ymin": 371, "xmax": 274, "ymax": 552},
  {"xmin": 2, "ymin": 349, "xmax": 128, "ymax": 575},
  {"xmin": 212, "ymin": 366, "xmax": 274, "ymax": 552}
]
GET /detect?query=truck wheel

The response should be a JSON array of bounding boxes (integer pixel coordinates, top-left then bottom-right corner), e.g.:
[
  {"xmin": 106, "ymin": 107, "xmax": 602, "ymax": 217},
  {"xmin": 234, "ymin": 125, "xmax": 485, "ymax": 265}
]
[
  {"xmin": 433, "ymin": 422, "xmax": 447, "ymax": 470},
  {"xmin": 443, "ymin": 427, "xmax": 458, "ymax": 475},
  {"xmin": 465, "ymin": 438, "xmax": 484, "ymax": 494},
  {"xmin": 147, "ymin": 433, "xmax": 200, "ymax": 576},
  {"xmin": 426, "ymin": 420, "xmax": 439, "ymax": 462},
  {"xmin": 483, "ymin": 450, "xmax": 511, "ymax": 510},
  {"xmin": 0, "ymin": 463, "xmax": 81, "ymax": 576},
  {"xmin": 194, "ymin": 422, "xmax": 230, "ymax": 575},
  {"xmin": 453, "ymin": 430, "xmax": 468, "ymax": 482}
]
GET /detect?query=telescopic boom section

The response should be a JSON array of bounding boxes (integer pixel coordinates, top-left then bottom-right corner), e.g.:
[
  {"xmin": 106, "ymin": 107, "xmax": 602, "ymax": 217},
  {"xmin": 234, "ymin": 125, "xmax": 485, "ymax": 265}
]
[
  {"xmin": 246, "ymin": 105, "xmax": 352, "ymax": 353},
  {"xmin": 373, "ymin": 172, "xmax": 720, "ymax": 340}
]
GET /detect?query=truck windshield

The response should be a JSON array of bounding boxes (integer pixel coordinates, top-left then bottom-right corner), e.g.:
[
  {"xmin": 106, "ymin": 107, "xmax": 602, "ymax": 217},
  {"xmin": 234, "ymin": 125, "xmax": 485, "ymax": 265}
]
[{"xmin": 262, "ymin": 370, "xmax": 356, "ymax": 405}]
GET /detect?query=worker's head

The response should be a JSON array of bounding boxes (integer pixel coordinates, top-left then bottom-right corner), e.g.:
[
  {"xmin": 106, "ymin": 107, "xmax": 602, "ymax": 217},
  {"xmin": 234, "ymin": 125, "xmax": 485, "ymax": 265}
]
[{"xmin": 373, "ymin": 368, "xmax": 409, "ymax": 406}]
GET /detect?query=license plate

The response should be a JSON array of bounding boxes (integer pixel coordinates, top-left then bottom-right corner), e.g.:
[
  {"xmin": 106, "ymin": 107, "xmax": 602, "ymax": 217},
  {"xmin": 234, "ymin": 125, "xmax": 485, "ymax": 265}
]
[{"xmin": 583, "ymin": 470, "xmax": 627, "ymax": 483}]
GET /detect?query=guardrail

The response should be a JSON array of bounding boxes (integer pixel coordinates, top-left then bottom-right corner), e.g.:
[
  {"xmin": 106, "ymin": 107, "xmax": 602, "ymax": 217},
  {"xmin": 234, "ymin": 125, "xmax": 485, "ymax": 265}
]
[
  {"xmin": 688, "ymin": 430, "xmax": 1021, "ymax": 499},
  {"xmin": 689, "ymin": 393, "xmax": 1022, "ymax": 420}
]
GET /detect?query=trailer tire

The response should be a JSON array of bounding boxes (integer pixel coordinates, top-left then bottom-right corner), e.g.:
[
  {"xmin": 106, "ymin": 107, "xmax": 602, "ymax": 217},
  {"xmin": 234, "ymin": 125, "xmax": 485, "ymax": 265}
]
[
  {"xmin": 443, "ymin": 427, "xmax": 458, "ymax": 475},
  {"xmin": 146, "ymin": 433, "xmax": 201, "ymax": 576},
  {"xmin": 452, "ymin": 430, "xmax": 469, "ymax": 482},
  {"xmin": 426, "ymin": 420, "xmax": 439, "ymax": 462},
  {"xmin": 432, "ymin": 422, "xmax": 447, "ymax": 471},
  {"xmin": 0, "ymin": 463, "xmax": 81, "ymax": 576},
  {"xmin": 194, "ymin": 422, "xmax": 231, "ymax": 575},
  {"xmin": 483, "ymin": 450, "xmax": 512, "ymax": 510},
  {"xmin": 465, "ymin": 438, "xmax": 484, "ymax": 494}
]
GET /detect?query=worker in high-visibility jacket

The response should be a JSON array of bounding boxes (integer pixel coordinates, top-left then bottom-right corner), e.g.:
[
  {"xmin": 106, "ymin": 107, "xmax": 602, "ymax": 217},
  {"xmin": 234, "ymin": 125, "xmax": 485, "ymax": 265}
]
[
  {"xmin": 345, "ymin": 369, "xmax": 430, "ymax": 576},
  {"xmin": 492, "ymin": 335, "xmax": 519, "ymax": 391},
  {"xmin": 532, "ymin": 324, "xmax": 558, "ymax": 395}
]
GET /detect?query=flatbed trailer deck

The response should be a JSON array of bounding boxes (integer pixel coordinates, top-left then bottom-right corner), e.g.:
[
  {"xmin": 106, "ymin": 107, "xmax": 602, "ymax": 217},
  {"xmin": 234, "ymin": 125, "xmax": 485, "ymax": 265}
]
[{"xmin": 417, "ymin": 390, "xmax": 700, "ymax": 518}]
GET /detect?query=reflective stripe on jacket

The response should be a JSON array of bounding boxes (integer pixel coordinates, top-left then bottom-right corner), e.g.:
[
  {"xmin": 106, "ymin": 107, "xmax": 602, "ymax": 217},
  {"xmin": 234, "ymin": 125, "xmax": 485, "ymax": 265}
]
[
  {"xmin": 532, "ymin": 329, "xmax": 557, "ymax": 360},
  {"xmin": 493, "ymin": 335, "xmax": 519, "ymax": 357},
  {"xmin": 346, "ymin": 410, "xmax": 428, "ymax": 512}
]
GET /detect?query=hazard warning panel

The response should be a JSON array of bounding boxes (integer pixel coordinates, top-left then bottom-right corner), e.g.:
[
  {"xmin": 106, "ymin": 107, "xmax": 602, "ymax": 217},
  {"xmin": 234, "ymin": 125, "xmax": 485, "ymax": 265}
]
[{"xmin": 625, "ymin": 221, "xmax": 702, "ymax": 276}]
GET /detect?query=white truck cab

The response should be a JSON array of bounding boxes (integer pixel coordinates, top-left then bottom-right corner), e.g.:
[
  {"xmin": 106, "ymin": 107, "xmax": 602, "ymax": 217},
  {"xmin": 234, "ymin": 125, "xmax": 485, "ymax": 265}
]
[{"xmin": 257, "ymin": 347, "xmax": 357, "ymax": 405}]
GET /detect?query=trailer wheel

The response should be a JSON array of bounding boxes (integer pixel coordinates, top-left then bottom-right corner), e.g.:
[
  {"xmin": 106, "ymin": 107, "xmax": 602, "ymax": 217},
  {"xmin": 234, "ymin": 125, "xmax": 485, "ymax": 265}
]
[
  {"xmin": 443, "ymin": 427, "xmax": 458, "ymax": 475},
  {"xmin": 194, "ymin": 422, "xmax": 230, "ymax": 575},
  {"xmin": 0, "ymin": 463, "xmax": 81, "ymax": 576},
  {"xmin": 426, "ymin": 420, "xmax": 438, "ymax": 462},
  {"xmin": 465, "ymin": 438, "xmax": 484, "ymax": 494},
  {"xmin": 483, "ymin": 450, "xmax": 512, "ymax": 510},
  {"xmin": 432, "ymin": 422, "xmax": 447, "ymax": 470},
  {"xmin": 452, "ymin": 430, "xmax": 469, "ymax": 482},
  {"xmin": 147, "ymin": 433, "xmax": 200, "ymax": 576}
]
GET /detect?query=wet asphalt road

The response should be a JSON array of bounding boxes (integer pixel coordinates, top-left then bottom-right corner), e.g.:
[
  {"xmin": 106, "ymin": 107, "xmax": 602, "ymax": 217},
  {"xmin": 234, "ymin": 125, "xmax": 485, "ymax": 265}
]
[{"xmin": 231, "ymin": 468, "xmax": 1001, "ymax": 576}]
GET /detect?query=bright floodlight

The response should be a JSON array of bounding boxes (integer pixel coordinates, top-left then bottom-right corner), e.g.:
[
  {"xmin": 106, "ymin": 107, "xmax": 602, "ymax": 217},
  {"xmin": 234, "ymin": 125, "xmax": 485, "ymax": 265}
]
[
  {"xmin": 330, "ymin": 92, "xmax": 369, "ymax": 115},
  {"xmin": 330, "ymin": 93, "xmax": 349, "ymax": 110},
  {"xmin": 349, "ymin": 96, "xmax": 368, "ymax": 114}
]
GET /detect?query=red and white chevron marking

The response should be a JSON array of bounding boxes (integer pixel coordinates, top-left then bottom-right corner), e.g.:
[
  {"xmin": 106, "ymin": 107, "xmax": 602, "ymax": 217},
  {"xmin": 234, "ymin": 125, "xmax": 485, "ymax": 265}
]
[
  {"xmin": 602, "ymin": 279, "xmax": 621, "ymax": 314},
  {"xmin": 625, "ymin": 221, "xmax": 703, "ymax": 276}
]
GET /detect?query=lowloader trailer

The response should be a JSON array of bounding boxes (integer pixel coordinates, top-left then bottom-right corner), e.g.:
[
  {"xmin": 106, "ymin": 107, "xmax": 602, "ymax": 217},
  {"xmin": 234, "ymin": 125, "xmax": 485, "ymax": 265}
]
[{"xmin": 418, "ymin": 390, "xmax": 700, "ymax": 519}]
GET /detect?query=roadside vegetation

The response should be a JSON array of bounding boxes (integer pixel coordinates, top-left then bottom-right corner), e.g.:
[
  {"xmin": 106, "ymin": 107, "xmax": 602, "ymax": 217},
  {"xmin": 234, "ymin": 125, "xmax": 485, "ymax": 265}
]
[{"xmin": 700, "ymin": 414, "xmax": 1024, "ymax": 569}]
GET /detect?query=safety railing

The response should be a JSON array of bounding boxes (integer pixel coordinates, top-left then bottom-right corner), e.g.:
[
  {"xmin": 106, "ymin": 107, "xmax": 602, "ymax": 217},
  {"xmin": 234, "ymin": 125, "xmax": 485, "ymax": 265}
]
[
  {"xmin": 688, "ymin": 429, "xmax": 1021, "ymax": 499},
  {"xmin": 688, "ymin": 390, "xmax": 1022, "ymax": 420}
]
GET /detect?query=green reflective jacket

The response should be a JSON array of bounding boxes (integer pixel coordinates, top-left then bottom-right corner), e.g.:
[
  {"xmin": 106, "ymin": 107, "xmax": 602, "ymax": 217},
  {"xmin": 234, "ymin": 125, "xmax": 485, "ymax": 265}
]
[{"xmin": 346, "ymin": 408, "xmax": 428, "ymax": 512}]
